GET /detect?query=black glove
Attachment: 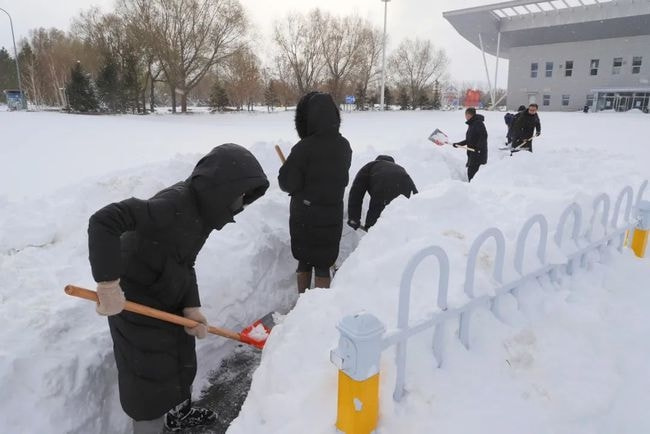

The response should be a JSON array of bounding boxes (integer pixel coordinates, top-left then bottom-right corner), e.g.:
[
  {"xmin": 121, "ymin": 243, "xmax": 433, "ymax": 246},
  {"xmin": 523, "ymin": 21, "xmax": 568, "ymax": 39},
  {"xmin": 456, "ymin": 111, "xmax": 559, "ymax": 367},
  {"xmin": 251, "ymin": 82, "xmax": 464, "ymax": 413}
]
[
  {"xmin": 452, "ymin": 143, "xmax": 459, "ymax": 148},
  {"xmin": 347, "ymin": 219, "xmax": 360, "ymax": 230},
  {"xmin": 535, "ymin": 131, "xmax": 541, "ymax": 137}
]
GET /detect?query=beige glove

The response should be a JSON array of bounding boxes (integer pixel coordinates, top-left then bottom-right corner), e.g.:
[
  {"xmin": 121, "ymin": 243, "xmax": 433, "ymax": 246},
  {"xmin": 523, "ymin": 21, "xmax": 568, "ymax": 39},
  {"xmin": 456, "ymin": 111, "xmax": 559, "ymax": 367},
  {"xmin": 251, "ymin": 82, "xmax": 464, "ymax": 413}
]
[
  {"xmin": 183, "ymin": 307, "xmax": 208, "ymax": 339},
  {"xmin": 96, "ymin": 279, "xmax": 126, "ymax": 316}
]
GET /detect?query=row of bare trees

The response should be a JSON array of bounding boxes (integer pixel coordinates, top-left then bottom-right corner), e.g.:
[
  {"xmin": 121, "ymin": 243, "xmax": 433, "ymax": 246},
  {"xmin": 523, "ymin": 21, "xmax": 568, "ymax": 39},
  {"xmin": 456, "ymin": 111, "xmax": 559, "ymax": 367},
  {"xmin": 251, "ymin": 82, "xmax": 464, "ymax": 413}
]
[{"xmin": 8, "ymin": 2, "xmax": 450, "ymax": 112}]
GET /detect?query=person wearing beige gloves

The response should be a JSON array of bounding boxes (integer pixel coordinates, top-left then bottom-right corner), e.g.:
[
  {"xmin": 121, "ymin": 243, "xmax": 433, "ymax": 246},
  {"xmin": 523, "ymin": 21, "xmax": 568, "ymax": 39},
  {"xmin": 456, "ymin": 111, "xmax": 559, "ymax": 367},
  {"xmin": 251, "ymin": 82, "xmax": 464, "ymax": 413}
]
[{"xmin": 88, "ymin": 144, "xmax": 269, "ymax": 433}]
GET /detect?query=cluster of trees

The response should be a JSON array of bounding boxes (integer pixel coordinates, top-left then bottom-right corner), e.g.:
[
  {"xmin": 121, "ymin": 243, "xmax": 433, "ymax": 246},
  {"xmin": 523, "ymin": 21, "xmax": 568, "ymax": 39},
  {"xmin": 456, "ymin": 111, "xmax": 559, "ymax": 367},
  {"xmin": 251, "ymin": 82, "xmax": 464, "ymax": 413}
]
[{"xmin": 3, "ymin": 1, "xmax": 454, "ymax": 113}]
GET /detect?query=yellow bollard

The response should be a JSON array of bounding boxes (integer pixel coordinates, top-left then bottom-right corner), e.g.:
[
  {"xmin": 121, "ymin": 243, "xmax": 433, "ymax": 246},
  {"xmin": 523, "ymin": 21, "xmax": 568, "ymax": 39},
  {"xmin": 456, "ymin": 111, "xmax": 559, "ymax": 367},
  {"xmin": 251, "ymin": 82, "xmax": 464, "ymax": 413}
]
[
  {"xmin": 631, "ymin": 200, "xmax": 650, "ymax": 258},
  {"xmin": 631, "ymin": 229, "xmax": 648, "ymax": 258},
  {"xmin": 330, "ymin": 312, "xmax": 385, "ymax": 434},
  {"xmin": 336, "ymin": 371, "xmax": 380, "ymax": 434}
]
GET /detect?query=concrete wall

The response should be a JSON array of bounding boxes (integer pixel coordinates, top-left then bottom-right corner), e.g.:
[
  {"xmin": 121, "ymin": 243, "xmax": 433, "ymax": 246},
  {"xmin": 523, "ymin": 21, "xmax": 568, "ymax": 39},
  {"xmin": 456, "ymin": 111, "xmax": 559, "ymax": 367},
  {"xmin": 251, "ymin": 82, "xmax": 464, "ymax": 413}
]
[{"xmin": 506, "ymin": 35, "xmax": 650, "ymax": 111}]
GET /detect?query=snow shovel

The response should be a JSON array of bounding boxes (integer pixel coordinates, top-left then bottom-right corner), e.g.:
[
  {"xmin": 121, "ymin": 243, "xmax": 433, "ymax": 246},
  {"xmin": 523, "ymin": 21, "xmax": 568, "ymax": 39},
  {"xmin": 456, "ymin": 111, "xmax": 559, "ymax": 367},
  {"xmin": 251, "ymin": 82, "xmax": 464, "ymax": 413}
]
[
  {"xmin": 64, "ymin": 285, "xmax": 273, "ymax": 349},
  {"xmin": 510, "ymin": 134, "xmax": 537, "ymax": 155},
  {"xmin": 427, "ymin": 128, "xmax": 476, "ymax": 152},
  {"xmin": 274, "ymin": 145, "xmax": 286, "ymax": 163}
]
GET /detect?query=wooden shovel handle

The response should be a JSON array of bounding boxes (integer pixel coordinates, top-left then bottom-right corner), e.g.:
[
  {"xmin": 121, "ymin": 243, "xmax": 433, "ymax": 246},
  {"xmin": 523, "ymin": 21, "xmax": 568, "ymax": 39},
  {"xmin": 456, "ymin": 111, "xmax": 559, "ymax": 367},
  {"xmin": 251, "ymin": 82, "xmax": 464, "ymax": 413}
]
[
  {"xmin": 64, "ymin": 285, "xmax": 242, "ymax": 342},
  {"xmin": 274, "ymin": 145, "xmax": 286, "ymax": 163}
]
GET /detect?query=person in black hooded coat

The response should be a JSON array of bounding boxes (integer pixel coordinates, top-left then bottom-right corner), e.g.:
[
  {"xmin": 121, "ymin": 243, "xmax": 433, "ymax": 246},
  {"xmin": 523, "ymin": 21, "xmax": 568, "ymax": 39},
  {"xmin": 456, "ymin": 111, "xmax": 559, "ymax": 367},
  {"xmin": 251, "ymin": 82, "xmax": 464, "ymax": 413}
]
[
  {"xmin": 452, "ymin": 107, "xmax": 488, "ymax": 182},
  {"xmin": 511, "ymin": 103, "xmax": 541, "ymax": 152},
  {"xmin": 278, "ymin": 92, "xmax": 352, "ymax": 292},
  {"xmin": 347, "ymin": 155, "xmax": 418, "ymax": 231},
  {"xmin": 87, "ymin": 143, "xmax": 269, "ymax": 432}
]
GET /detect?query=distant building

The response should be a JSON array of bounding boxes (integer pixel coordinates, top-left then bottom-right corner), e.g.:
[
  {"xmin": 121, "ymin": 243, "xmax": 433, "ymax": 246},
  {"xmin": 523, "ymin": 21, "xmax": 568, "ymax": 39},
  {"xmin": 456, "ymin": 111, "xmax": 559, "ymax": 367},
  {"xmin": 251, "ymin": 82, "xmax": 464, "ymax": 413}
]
[{"xmin": 444, "ymin": 0, "xmax": 650, "ymax": 112}]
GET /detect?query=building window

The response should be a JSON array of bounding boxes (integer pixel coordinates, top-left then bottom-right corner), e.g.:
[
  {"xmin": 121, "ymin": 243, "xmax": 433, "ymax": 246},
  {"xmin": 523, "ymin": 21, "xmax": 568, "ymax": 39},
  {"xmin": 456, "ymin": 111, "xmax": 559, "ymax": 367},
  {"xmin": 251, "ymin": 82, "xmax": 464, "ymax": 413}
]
[
  {"xmin": 565, "ymin": 60, "xmax": 573, "ymax": 77},
  {"xmin": 586, "ymin": 94, "xmax": 594, "ymax": 108},
  {"xmin": 562, "ymin": 95, "xmax": 570, "ymax": 106},
  {"xmin": 531, "ymin": 62, "xmax": 538, "ymax": 78},
  {"xmin": 543, "ymin": 95, "xmax": 550, "ymax": 106},
  {"xmin": 632, "ymin": 57, "xmax": 642, "ymax": 74},
  {"xmin": 612, "ymin": 57, "xmax": 623, "ymax": 75},
  {"xmin": 590, "ymin": 59, "xmax": 599, "ymax": 76},
  {"xmin": 545, "ymin": 62, "xmax": 553, "ymax": 77}
]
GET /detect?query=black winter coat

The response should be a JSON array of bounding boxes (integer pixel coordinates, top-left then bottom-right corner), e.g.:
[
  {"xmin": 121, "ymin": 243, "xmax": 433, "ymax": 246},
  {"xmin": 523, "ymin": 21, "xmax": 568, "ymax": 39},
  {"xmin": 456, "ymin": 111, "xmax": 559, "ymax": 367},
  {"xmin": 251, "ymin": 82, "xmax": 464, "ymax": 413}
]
[
  {"xmin": 511, "ymin": 111, "xmax": 541, "ymax": 141},
  {"xmin": 456, "ymin": 114, "xmax": 488, "ymax": 165},
  {"xmin": 278, "ymin": 92, "xmax": 352, "ymax": 268},
  {"xmin": 88, "ymin": 144, "xmax": 269, "ymax": 420},
  {"xmin": 348, "ymin": 157, "xmax": 418, "ymax": 229}
]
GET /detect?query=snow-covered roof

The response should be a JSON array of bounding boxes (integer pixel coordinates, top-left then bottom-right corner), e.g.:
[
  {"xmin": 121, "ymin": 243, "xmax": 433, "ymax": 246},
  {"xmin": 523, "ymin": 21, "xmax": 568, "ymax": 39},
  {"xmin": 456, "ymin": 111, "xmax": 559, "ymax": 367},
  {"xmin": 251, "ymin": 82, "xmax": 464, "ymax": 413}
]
[{"xmin": 443, "ymin": 0, "xmax": 650, "ymax": 58}]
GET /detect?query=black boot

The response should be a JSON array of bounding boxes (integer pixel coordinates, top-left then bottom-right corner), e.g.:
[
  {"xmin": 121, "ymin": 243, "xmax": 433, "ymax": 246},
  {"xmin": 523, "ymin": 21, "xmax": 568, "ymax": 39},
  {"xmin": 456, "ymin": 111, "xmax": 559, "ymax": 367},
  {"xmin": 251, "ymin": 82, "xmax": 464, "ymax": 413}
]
[{"xmin": 164, "ymin": 399, "xmax": 217, "ymax": 432}]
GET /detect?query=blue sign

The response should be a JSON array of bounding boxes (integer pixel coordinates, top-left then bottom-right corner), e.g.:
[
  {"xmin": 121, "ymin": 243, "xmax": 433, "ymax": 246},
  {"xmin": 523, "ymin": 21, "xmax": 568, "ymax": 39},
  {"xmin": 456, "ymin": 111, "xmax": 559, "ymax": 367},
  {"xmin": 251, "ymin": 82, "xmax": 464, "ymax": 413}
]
[
  {"xmin": 345, "ymin": 95, "xmax": 356, "ymax": 104},
  {"xmin": 3, "ymin": 90, "xmax": 25, "ymax": 111}
]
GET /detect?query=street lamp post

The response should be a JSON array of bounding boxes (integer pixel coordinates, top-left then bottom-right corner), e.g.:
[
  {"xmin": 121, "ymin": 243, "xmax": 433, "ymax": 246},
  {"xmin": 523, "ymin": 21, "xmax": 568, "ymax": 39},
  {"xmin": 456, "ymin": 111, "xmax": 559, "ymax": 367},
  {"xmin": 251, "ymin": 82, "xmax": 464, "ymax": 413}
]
[
  {"xmin": 0, "ymin": 7, "xmax": 26, "ymax": 110},
  {"xmin": 379, "ymin": 0, "xmax": 390, "ymax": 111}
]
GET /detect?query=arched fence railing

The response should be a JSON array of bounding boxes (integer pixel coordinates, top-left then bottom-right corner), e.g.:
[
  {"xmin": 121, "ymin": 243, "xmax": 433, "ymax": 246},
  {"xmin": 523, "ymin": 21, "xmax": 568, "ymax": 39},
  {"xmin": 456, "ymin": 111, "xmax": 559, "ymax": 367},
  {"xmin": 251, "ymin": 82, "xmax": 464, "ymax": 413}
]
[{"xmin": 331, "ymin": 182, "xmax": 649, "ymax": 421}]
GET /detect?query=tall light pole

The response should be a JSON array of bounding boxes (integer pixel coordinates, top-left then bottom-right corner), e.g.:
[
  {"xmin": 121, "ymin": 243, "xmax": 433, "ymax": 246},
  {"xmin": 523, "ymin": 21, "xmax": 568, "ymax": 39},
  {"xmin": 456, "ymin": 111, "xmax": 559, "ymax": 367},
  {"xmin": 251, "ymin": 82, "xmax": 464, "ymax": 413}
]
[
  {"xmin": 379, "ymin": 0, "xmax": 390, "ymax": 111},
  {"xmin": 0, "ymin": 7, "xmax": 26, "ymax": 109}
]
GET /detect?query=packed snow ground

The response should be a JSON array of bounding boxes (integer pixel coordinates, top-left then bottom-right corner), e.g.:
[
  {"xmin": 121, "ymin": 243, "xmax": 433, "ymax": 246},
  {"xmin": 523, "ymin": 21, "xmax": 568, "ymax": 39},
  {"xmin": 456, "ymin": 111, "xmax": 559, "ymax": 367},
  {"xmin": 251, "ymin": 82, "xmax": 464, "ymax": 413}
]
[{"xmin": 0, "ymin": 108, "xmax": 648, "ymax": 433}]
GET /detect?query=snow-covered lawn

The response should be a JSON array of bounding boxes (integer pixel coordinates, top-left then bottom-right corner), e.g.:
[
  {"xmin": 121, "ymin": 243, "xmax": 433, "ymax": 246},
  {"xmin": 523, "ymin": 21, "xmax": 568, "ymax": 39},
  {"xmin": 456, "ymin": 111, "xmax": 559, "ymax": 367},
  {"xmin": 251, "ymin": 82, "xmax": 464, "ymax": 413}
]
[{"xmin": 0, "ymin": 109, "xmax": 648, "ymax": 433}]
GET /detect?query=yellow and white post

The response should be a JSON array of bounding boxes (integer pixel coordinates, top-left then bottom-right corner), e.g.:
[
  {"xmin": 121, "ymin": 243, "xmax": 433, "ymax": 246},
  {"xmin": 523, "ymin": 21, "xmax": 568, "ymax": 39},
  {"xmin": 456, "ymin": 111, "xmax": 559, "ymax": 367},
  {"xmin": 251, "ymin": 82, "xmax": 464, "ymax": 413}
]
[
  {"xmin": 631, "ymin": 200, "xmax": 650, "ymax": 258},
  {"xmin": 330, "ymin": 312, "xmax": 385, "ymax": 434}
]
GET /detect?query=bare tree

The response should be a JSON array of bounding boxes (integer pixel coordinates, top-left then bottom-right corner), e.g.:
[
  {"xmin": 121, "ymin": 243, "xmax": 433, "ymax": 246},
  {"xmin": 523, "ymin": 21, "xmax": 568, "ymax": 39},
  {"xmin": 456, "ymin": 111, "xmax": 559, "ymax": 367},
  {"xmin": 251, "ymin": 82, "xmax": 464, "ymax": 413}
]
[
  {"xmin": 273, "ymin": 10, "xmax": 325, "ymax": 96},
  {"xmin": 319, "ymin": 13, "xmax": 366, "ymax": 103},
  {"xmin": 388, "ymin": 38, "xmax": 448, "ymax": 109},
  {"xmin": 120, "ymin": 0, "xmax": 247, "ymax": 113},
  {"xmin": 353, "ymin": 24, "xmax": 383, "ymax": 110},
  {"xmin": 22, "ymin": 28, "xmax": 92, "ymax": 107},
  {"xmin": 222, "ymin": 47, "xmax": 262, "ymax": 111}
]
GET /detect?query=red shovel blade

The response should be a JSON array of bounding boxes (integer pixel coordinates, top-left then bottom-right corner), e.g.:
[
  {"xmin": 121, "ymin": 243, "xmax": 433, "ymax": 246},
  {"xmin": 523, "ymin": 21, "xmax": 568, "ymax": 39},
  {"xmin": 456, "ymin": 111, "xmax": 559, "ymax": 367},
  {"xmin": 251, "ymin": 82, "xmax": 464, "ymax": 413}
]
[{"xmin": 239, "ymin": 312, "xmax": 275, "ymax": 349}]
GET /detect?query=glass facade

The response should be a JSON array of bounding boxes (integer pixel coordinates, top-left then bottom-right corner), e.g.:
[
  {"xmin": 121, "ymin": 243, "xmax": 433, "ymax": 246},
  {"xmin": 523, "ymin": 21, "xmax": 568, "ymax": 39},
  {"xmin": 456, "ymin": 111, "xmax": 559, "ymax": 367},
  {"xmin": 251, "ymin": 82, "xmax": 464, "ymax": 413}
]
[{"xmin": 595, "ymin": 91, "xmax": 650, "ymax": 112}]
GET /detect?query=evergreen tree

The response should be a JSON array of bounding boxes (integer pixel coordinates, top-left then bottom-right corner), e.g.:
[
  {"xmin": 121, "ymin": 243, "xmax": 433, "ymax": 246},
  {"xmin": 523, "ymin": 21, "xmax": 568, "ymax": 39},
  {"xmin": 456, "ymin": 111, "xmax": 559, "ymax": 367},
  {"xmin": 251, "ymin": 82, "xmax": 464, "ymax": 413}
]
[
  {"xmin": 432, "ymin": 80, "xmax": 442, "ymax": 110},
  {"xmin": 209, "ymin": 81, "xmax": 229, "ymax": 112},
  {"xmin": 122, "ymin": 53, "xmax": 141, "ymax": 113},
  {"xmin": 264, "ymin": 80, "xmax": 278, "ymax": 112},
  {"xmin": 383, "ymin": 86, "xmax": 394, "ymax": 110},
  {"xmin": 397, "ymin": 86, "xmax": 410, "ymax": 110},
  {"xmin": 0, "ymin": 47, "xmax": 17, "ymax": 103},
  {"xmin": 416, "ymin": 91, "xmax": 430, "ymax": 110},
  {"xmin": 66, "ymin": 61, "xmax": 98, "ymax": 112},
  {"xmin": 96, "ymin": 55, "xmax": 122, "ymax": 113},
  {"xmin": 354, "ymin": 83, "xmax": 366, "ymax": 111}
]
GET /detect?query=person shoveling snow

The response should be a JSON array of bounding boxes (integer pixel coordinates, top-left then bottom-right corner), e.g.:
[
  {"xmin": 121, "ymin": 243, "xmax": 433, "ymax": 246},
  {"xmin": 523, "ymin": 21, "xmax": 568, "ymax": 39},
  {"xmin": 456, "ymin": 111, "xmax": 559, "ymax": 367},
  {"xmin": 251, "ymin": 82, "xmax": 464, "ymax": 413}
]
[{"xmin": 81, "ymin": 143, "xmax": 270, "ymax": 433}]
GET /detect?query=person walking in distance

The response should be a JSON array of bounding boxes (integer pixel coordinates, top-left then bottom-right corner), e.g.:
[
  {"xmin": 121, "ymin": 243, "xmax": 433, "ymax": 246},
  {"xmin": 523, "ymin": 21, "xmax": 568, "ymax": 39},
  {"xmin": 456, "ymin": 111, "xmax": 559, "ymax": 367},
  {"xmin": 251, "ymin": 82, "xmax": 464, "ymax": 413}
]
[{"xmin": 452, "ymin": 107, "xmax": 488, "ymax": 182}]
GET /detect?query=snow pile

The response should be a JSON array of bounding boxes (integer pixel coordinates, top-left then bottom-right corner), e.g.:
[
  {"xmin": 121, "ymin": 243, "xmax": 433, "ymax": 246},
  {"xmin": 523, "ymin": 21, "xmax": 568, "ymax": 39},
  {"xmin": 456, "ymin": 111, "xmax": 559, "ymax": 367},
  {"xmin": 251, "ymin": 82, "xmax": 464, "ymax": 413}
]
[{"xmin": 0, "ymin": 109, "xmax": 648, "ymax": 433}]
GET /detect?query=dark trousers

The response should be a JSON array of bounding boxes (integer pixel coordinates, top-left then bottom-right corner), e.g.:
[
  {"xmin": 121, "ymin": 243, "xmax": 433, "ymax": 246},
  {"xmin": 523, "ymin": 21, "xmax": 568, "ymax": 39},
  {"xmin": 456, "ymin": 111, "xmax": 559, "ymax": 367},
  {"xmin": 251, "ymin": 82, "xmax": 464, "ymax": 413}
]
[
  {"xmin": 467, "ymin": 162, "xmax": 481, "ymax": 182},
  {"xmin": 297, "ymin": 261, "xmax": 330, "ymax": 278}
]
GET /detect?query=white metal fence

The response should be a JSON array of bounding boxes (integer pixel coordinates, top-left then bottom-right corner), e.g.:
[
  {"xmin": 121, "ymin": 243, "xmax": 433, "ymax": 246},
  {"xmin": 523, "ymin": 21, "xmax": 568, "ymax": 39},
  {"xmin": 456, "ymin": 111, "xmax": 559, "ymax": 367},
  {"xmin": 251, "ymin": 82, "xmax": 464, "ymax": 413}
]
[{"xmin": 375, "ymin": 181, "xmax": 648, "ymax": 401}]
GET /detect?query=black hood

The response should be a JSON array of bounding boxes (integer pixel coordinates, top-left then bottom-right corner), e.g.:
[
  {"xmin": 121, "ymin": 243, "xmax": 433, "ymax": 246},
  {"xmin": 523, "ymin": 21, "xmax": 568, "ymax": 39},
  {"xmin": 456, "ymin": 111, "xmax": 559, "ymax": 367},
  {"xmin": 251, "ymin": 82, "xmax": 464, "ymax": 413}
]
[
  {"xmin": 294, "ymin": 92, "xmax": 341, "ymax": 139},
  {"xmin": 375, "ymin": 155, "xmax": 395, "ymax": 163},
  {"xmin": 189, "ymin": 143, "xmax": 269, "ymax": 230},
  {"xmin": 466, "ymin": 113, "xmax": 485, "ymax": 125}
]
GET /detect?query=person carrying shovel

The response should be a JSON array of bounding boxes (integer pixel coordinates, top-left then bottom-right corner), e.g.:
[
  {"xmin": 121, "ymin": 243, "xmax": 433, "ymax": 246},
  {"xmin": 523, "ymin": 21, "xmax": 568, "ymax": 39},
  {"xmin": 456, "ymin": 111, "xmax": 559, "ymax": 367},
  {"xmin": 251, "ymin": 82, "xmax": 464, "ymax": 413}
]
[
  {"xmin": 278, "ymin": 91, "xmax": 352, "ymax": 293},
  {"xmin": 451, "ymin": 107, "xmax": 488, "ymax": 182},
  {"xmin": 510, "ymin": 103, "xmax": 541, "ymax": 153},
  {"xmin": 87, "ymin": 143, "xmax": 269, "ymax": 433}
]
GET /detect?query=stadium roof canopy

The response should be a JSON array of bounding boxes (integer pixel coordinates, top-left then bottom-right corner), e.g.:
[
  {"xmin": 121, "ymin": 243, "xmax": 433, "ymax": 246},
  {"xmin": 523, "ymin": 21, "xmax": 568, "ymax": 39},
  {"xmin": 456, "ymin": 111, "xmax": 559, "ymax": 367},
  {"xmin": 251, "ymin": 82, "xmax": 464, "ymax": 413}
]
[{"xmin": 443, "ymin": 0, "xmax": 650, "ymax": 58}]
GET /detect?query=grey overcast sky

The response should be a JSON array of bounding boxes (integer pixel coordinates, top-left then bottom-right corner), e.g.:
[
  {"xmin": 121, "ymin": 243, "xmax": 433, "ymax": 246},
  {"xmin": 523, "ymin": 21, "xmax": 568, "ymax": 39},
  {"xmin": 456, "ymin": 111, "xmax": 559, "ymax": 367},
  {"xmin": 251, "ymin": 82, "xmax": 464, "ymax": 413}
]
[{"xmin": 0, "ymin": 0, "xmax": 508, "ymax": 87}]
